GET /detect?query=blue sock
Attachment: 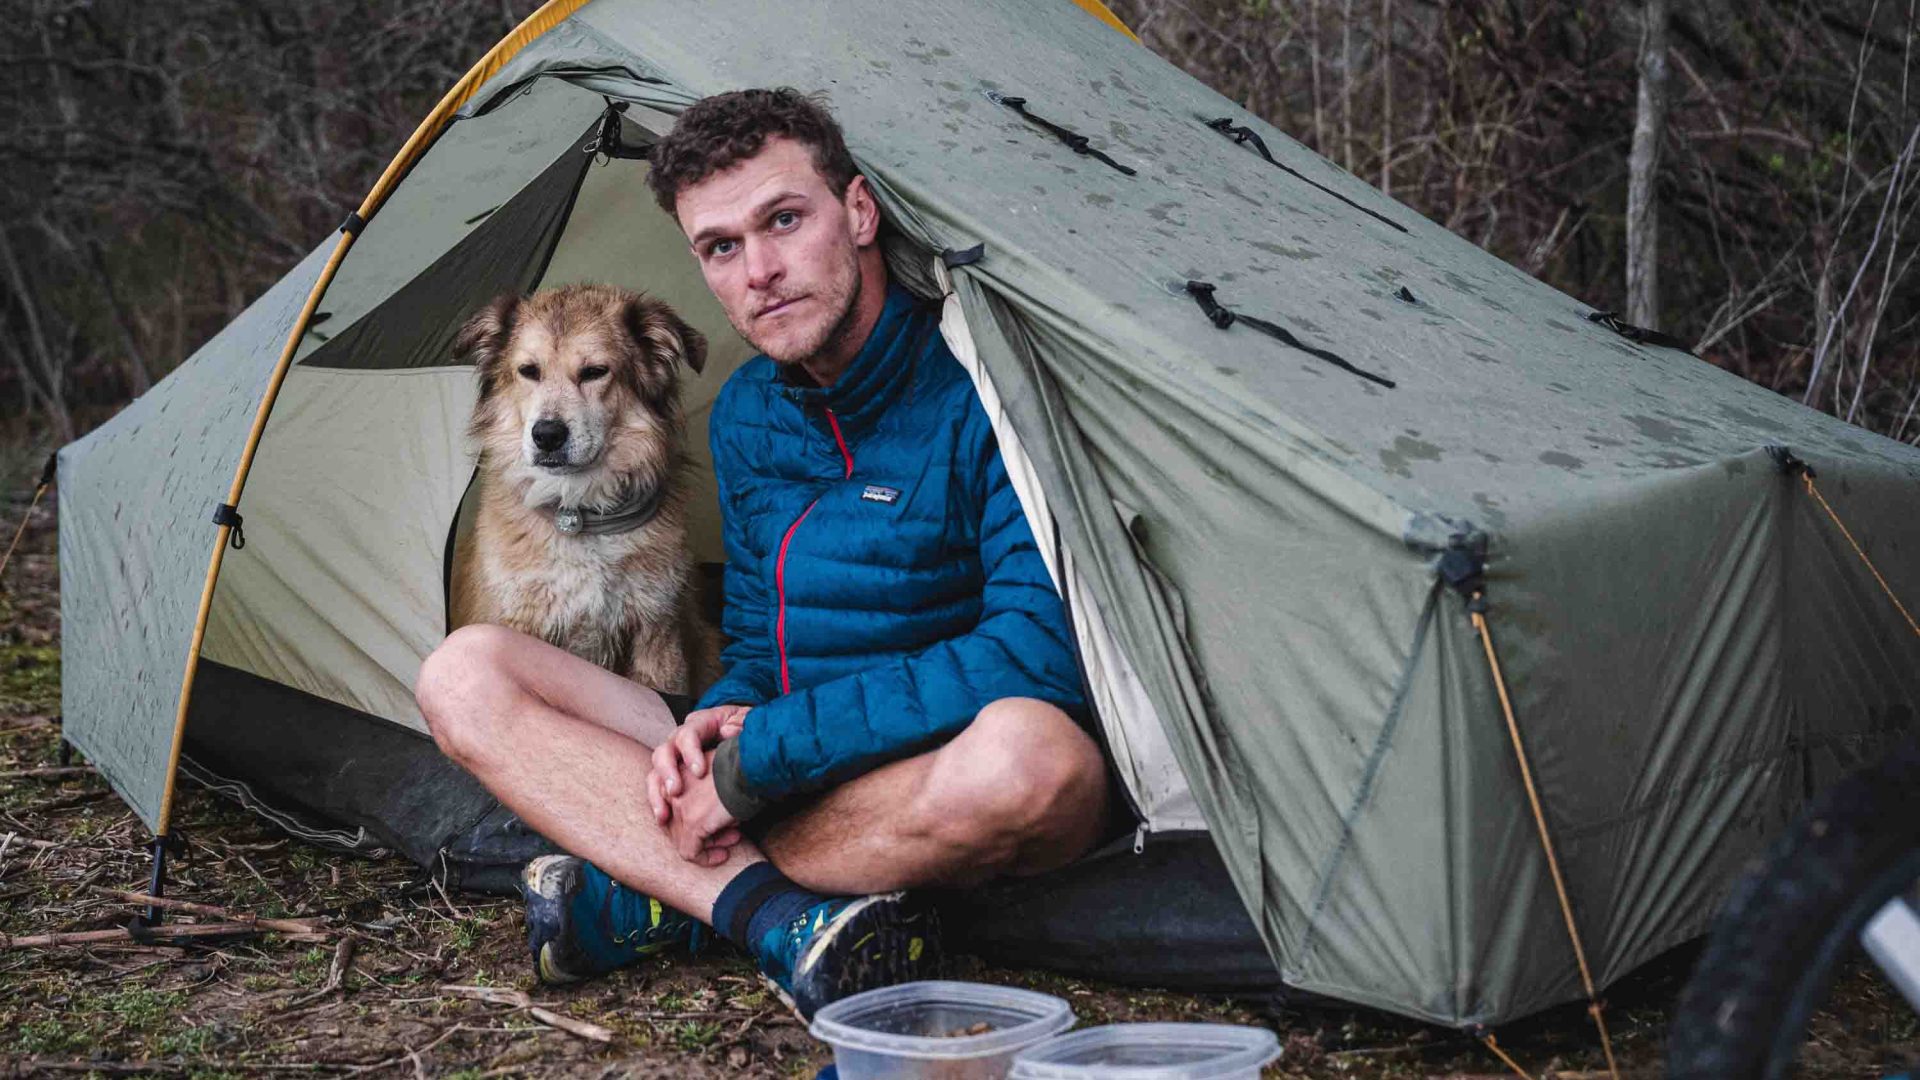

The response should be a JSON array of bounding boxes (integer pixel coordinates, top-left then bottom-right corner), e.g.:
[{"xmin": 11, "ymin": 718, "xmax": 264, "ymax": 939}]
[{"xmin": 711, "ymin": 861, "xmax": 832, "ymax": 957}]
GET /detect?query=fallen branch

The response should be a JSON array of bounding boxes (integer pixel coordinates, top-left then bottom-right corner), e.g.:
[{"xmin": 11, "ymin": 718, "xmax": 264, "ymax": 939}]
[
  {"xmin": 0, "ymin": 766, "xmax": 95, "ymax": 780},
  {"xmin": 0, "ymin": 831, "xmax": 63, "ymax": 850},
  {"xmin": 2, "ymin": 922, "xmax": 265, "ymax": 948},
  {"xmin": 440, "ymin": 984, "xmax": 616, "ymax": 1043},
  {"xmin": 88, "ymin": 887, "xmax": 326, "ymax": 935},
  {"xmin": 15, "ymin": 1060, "xmax": 350, "ymax": 1075},
  {"xmin": 0, "ymin": 830, "xmax": 143, "ymax": 858}
]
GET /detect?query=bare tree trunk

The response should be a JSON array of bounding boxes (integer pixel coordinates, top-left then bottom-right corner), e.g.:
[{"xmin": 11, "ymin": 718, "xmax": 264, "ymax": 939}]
[
  {"xmin": 1380, "ymin": 0, "xmax": 1393, "ymax": 194},
  {"xmin": 0, "ymin": 228, "xmax": 75, "ymax": 442},
  {"xmin": 1627, "ymin": 0, "xmax": 1671, "ymax": 328},
  {"xmin": 1342, "ymin": 0, "xmax": 1356, "ymax": 171},
  {"xmin": 1309, "ymin": 0, "xmax": 1326, "ymax": 153}
]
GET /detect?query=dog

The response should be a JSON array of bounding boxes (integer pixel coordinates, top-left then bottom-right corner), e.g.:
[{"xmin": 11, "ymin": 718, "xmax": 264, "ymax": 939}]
[{"xmin": 449, "ymin": 283, "xmax": 720, "ymax": 697}]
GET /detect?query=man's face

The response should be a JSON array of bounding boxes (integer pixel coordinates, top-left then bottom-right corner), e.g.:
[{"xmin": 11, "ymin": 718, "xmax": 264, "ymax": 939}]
[{"xmin": 675, "ymin": 136, "xmax": 873, "ymax": 365}]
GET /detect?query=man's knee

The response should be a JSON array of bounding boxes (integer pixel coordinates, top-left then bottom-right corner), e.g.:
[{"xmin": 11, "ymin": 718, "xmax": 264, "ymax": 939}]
[
  {"xmin": 415, "ymin": 623, "xmax": 523, "ymax": 761},
  {"xmin": 909, "ymin": 699, "xmax": 1106, "ymax": 847}
]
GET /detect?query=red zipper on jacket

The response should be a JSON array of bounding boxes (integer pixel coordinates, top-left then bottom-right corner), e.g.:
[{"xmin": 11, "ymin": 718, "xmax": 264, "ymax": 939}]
[{"xmin": 775, "ymin": 408, "xmax": 854, "ymax": 694}]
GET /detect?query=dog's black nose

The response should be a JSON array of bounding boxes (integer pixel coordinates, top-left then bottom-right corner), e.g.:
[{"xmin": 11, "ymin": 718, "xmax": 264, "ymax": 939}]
[{"xmin": 530, "ymin": 419, "xmax": 569, "ymax": 452}]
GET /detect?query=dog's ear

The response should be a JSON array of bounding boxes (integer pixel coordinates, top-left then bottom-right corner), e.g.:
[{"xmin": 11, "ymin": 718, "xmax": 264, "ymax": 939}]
[
  {"xmin": 624, "ymin": 297, "xmax": 708, "ymax": 375},
  {"xmin": 454, "ymin": 293, "xmax": 521, "ymax": 400}
]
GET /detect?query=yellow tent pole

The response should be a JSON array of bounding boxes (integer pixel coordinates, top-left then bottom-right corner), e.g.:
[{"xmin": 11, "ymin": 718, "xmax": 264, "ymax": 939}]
[
  {"xmin": 1070, "ymin": 0, "xmax": 1140, "ymax": 40},
  {"xmin": 151, "ymin": 0, "xmax": 596, "ymax": 843}
]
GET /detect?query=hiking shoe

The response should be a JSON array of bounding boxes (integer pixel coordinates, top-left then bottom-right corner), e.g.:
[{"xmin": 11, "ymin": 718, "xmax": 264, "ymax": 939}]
[
  {"xmin": 521, "ymin": 854, "xmax": 701, "ymax": 984},
  {"xmin": 755, "ymin": 891, "xmax": 943, "ymax": 1019}
]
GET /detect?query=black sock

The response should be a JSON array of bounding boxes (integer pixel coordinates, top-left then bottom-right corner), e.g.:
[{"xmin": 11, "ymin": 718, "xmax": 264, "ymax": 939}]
[{"xmin": 710, "ymin": 861, "xmax": 831, "ymax": 953}]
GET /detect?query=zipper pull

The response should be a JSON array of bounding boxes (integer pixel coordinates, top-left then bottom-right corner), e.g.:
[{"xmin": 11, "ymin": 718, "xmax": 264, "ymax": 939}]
[{"xmin": 1132, "ymin": 823, "xmax": 1147, "ymax": 855}]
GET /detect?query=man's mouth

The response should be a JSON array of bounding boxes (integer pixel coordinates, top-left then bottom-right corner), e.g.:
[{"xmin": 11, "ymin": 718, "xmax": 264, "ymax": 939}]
[{"xmin": 755, "ymin": 295, "xmax": 805, "ymax": 319}]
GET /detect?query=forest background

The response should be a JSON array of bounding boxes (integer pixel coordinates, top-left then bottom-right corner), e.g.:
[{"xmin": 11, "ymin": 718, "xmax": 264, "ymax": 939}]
[{"xmin": 2, "ymin": 0, "xmax": 1917, "ymax": 451}]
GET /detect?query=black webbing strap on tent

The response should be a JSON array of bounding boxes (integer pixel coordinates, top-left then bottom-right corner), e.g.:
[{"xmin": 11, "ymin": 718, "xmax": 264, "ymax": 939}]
[
  {"xmin": 211, "ymin": 502, "xmax": 246, "ymax": 550},
  {"xmin": 1205, "ymin": 117, "xmax": 1408, "ymax": 234},
  {"xmin": 1766, "ymin": 444, "xmax": 1815, "ymax": 478},
  {"xmin": 338, "ymin": 211, "xmax": 367, "ymax": 237},
  {"xmin": 584, "ymin": 99, "xmax": 650, "ymax": 161},
  {"xmin": 1437, "ymin": 532, "xmax": 1489, "ymax": 612},
  {"xmin": 1184, "ymin": 281, "xmax": 1396, "ymax": 389},
  {"xmin": 942, "ymin": 244, "xmax": 986, "ymax": 268},
  {"xmin": 1585, "ymin": 310, "xmax": 1693, "ymax": 354},
  {"xmin": 990, "ymin": 93, "xmax": 1136, "ymax": 176}
]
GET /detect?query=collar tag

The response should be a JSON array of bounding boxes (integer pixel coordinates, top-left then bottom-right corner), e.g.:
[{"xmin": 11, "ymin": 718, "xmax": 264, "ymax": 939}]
[{"xmin": 861, "ymin": 485, "xmax": 901, "ymax": 505}]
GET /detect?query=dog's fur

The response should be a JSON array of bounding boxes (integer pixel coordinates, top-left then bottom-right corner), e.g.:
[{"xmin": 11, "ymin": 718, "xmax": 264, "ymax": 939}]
[{"xmin": 449, "ymin": 284, "xmax": 720, "ymax": 696}]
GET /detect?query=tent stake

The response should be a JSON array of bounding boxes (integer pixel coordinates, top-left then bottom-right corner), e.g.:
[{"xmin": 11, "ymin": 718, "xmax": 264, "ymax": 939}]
[{"xmin": 141, "ymin": 835, "xmax": 169, "ymax": 926}]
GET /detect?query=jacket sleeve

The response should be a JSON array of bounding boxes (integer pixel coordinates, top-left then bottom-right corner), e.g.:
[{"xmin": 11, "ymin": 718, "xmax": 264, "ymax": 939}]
[
  {"xmin": 727, "ymin": 410, "xmax": 1088, "ymax": 812},
  {"xmin": 694, "ymin": 382, "xmax": 780, "ymax": 712}
]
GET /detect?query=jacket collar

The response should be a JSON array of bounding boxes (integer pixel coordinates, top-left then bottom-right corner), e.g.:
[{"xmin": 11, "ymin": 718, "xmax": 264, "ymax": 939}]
[{"xmin": 772, "ymin": 281, "xmax": 928, "ymax": 437}]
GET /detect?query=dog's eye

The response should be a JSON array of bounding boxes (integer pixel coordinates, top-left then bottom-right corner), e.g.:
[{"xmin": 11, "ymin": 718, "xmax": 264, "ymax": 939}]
[
  {"xmin": 516, "ymin": 364, "xmax": 540, "ymax": 381},
  {"xmin": 579, "ymin": 365, "xmax": 610, "ymax": 383}
]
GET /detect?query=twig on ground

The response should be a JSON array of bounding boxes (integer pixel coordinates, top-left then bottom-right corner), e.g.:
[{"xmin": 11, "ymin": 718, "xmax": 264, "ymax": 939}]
[
  {"xmin": 342, "ymin": 1023, "xmax": 470, "ymax": 1076},
  {"xmin": 439, "ymin": 984, "xmax": 617, "ymax": 1043},
  {"xmin": 87, "ymin": 886, "xmax": 328, "ymax": 934},
  {"xmin": 283, "ymin": 936, "xmax": 359, "ymax": 1008},
  {"xmin": 0, "ymin": 765, "xmax": 94, "ymax": 780},
  {"xmin": 17, "ymin": 1060, "xmax": 352, "ymax": 1075},
  {"xmin": 3, "ymin": 919, "xmax": 334, "ymax": 949},
  {"xmin": 33, "ymin": 788, "xmax": 113, "ymax": 813}
]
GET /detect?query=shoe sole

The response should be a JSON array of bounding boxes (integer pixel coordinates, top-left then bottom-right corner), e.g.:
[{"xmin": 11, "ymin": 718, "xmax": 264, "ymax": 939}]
[
  {"xmin": 521, "ymin": 855, "xmax": 586, "ymax": 986},
  {"xmin": 785, "ymin": 891, "xmax": 944, "ymax": 1020}
]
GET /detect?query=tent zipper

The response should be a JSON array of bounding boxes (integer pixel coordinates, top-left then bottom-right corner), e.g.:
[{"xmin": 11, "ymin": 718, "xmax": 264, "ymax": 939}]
[{"xmin": 775, "ymin": 408, "xmax": 854, "ymax": 694}]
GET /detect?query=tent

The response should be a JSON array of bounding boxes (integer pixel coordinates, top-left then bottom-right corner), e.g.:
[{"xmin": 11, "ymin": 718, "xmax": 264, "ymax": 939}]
[{"xmin": 57, "ymin": 0, "xmax": 1920, "ymax": 1030}]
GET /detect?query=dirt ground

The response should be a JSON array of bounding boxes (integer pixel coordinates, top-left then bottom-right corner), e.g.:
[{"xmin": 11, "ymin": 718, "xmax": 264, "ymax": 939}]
[{"xmin": 2, "ymin": 478, "xmax": 1916, "ymax": 1079}]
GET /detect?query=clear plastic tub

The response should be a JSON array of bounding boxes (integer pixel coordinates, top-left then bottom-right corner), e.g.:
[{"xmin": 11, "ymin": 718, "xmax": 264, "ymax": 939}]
[
  {"xmin": 809, "ymin": 980, "xmax": 1075, "ymax": 1079},
  {"xmin": 1008, "ymin": 1023, "xmax": 1281, "ymax": 1079}
]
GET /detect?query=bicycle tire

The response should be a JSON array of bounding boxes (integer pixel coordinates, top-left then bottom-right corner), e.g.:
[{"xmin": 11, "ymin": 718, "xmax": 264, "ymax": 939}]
[{"xmin": 1667, "ymin": 739, "xmax": 1920, "ymax": 1080}]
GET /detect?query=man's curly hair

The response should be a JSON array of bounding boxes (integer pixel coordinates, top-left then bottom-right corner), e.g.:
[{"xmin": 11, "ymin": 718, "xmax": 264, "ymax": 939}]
[{"xmin": 646, "ymin": 88, "xmax": 859, "ymax": 218}]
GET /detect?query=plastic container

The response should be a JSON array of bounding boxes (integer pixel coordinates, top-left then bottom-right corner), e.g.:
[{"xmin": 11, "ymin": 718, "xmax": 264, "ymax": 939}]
[
  {"xmin": 809, "ymin": 980, "xmax": 1075, "ymax": 1079},
  {"xmin": 1008, "ymin": 1023, "xmax": 1281, "ymax": 1079}
]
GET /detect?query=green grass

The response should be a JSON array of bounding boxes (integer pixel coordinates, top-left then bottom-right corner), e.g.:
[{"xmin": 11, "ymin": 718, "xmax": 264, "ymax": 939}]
[
  {"xmin": 0, "ymin": 642, "xmax": 59, "ymax": 715},
  {"xmin": 11, "ymin": 986, "xmax": 189, "ymax": 1057}
]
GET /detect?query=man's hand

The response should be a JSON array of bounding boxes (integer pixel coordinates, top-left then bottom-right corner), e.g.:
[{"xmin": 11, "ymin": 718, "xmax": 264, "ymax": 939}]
[
  {"xmin": 665, "ymin": 748, "xmax": 742, "ymax": 866},
  {"xmin": 647, "ymin": 704, "xmax": 750, "ymax": 827}
]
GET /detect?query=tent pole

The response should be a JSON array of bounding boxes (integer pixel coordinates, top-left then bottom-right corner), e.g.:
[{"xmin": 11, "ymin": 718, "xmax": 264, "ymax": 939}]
[{"xmin": 145, "ymin": 0, "xmax": 597, "ymax": 844}]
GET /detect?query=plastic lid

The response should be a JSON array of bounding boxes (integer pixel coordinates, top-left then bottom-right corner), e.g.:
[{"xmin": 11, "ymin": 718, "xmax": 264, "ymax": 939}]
[
  {"xmin": 810, "ymin": 980, "xmax": 1074, "ymax": 1060},
  {"xmin": 1009, "ymin": 1023, "xmax": 1281, "ymax": 1078}
]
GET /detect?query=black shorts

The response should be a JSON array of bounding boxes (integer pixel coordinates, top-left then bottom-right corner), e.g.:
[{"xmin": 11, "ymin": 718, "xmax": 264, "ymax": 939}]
[{"xmin": 659, "ymin": 691, "xmax": 693, "ymax": 724}]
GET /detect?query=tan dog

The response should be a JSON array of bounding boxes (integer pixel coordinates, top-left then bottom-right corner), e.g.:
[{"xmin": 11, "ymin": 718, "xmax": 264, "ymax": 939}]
[{"xmin": 449, "ymin": 284, "xmax": 719, "ymax": 696}]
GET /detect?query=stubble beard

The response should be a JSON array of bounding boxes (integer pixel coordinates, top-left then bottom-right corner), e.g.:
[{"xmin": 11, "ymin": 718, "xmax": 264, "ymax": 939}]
[{"xmin": 740, "ymin": 245, "xmax": 864, "ymax": 368}]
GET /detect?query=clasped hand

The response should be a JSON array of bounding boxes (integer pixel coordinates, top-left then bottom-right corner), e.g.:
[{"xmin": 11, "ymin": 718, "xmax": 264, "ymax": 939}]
[{"xmin": 646, "ymin": 704, "xmax": 750, "ymax": 867}]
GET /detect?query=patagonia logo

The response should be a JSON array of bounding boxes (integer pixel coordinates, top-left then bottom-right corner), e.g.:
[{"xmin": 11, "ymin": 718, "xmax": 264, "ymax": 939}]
[{"xmin": 861, "ymin": 485, "xmax": 902, "ymax": 505}]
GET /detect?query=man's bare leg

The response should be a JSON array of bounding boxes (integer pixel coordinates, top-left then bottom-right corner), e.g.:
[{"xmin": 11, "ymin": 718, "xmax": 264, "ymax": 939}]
[
  {"xmin": 760, "ymin": 697, "xmax": 1115, "ymax": 894},
  {"xmin": 416, "ymin": 624, "xmax": 755, "ymax": 923},
  {"xmin": 417, "ymin": 628, "xmax": 1113, "ymax": 905}
]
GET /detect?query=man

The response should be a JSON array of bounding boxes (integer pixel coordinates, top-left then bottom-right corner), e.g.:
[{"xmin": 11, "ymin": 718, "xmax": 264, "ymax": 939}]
[{"xmin": 414, "ymin": 88, "xmax": 1114, "ymax": 1018}]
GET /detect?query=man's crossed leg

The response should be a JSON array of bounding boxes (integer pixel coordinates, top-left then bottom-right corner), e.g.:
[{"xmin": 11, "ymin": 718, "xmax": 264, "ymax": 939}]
[{"xmin": 414, "ymin": 624, "xmax": 1112, "ymax": 1012}]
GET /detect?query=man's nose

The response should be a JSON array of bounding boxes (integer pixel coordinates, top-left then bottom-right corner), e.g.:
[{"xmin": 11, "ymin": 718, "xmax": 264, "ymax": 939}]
[
  {"xmin": 744, "ymin": 237, "xmax": 783, "ymax": 292},
  {"xmin": 530, "ymin": 418, "xmax": 569, "ymax": 452}
]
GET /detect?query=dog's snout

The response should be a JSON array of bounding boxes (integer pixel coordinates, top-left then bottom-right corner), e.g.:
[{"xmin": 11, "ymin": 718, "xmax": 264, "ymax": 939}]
[{"xmin": 530, "ymin": 419, "xmax": 569, "ymax": 452}]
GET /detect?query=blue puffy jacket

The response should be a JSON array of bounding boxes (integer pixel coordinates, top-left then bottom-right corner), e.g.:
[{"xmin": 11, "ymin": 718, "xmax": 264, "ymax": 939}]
[{"xmin": 700, "ymin": 282, "xmax": 1087, "ymax": 820}]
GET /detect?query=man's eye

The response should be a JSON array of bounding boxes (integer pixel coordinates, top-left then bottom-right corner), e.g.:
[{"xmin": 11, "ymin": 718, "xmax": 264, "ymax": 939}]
[
  {"xmin": 773, "ymin": 210, "xmax": 799, "ymax": 229},
  {"xmin": 516, "ymin": 364, "xmax": 540, "ymax": 381},
  {"xmin": 579, "ymin": 365, "xmax": 610, "ymax": 382},
  {"xmin": 709, "ymin": 239, "xmax": 737, "ymax": 257}
]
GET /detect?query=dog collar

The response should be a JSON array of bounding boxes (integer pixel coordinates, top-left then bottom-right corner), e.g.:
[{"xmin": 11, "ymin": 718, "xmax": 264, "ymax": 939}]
[{"xmin": 550, "ymin": 485, "xmax": 664, "ymax": 537}]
